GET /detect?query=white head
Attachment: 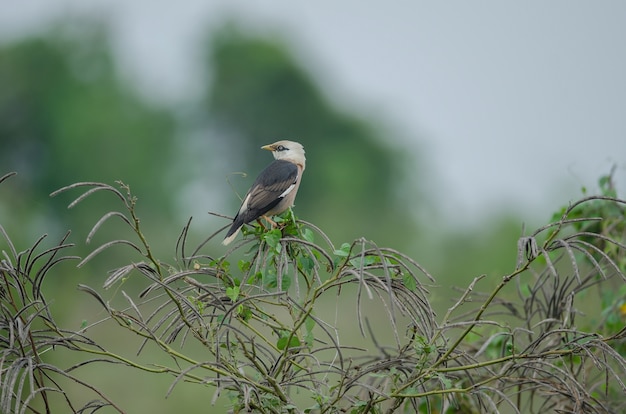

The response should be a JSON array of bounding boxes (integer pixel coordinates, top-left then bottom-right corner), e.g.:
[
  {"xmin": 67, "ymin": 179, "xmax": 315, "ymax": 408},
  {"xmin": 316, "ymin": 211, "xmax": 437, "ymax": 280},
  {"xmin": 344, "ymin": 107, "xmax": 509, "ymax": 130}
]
[{"xmin": 261, "ymin": 140, "xmax": 306, "ymax": 169}]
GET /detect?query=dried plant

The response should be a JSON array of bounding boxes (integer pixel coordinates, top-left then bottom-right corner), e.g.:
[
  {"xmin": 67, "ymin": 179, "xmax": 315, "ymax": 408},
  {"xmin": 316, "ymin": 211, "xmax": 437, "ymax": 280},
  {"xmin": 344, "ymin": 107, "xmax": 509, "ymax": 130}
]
[
  {"xmin": 0, "ymin": 172, "xmax": 124, "ymax": 414},
  {"xmin": 2, "ymin": 171, "xmax": 625, "ymax": 413}
]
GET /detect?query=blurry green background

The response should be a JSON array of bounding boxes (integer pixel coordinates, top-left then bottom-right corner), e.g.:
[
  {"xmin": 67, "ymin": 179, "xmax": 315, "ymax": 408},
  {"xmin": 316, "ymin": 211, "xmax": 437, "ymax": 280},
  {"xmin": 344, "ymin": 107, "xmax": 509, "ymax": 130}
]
[{"xmin": 1, "ymin": 4, "xmax": 625, "ymax": 413}]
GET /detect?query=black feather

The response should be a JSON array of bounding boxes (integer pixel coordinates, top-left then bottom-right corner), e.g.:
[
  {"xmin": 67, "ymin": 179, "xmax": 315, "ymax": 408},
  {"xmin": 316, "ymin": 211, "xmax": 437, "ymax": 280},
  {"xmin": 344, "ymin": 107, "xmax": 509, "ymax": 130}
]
[{"xmin": 225, "ymin": 160, "xmax": 298, "ymax": 237}]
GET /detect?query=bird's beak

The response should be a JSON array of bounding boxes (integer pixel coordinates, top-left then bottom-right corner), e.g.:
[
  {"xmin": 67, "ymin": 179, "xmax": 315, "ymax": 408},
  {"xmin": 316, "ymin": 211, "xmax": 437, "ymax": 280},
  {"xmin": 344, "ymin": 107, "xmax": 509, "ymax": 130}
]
[{"xmin": 261, "ymin": 144, "xmax": 274, "ymax": 151}]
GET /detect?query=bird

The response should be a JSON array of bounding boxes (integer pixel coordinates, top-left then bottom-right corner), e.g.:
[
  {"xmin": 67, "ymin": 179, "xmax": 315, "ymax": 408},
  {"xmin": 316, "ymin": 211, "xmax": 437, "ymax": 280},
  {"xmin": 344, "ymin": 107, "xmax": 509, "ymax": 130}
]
[{"xmin": 222, "ymin": 140, "xmax": 306, "ymax": 246}]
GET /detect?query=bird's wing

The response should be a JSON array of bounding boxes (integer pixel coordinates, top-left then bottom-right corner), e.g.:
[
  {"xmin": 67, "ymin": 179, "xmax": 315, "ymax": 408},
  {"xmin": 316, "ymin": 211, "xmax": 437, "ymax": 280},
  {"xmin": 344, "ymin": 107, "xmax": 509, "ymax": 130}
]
[{"xmin": 236, "ymin": 159, "xmax": 299, "ymax": 224}]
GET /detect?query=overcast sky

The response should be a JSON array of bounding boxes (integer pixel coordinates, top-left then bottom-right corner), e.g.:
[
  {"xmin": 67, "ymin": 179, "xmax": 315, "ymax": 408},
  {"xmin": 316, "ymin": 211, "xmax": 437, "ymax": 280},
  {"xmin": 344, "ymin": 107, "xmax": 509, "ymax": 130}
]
[{"xmin": 2, "ymin": 1, "xmax": 625, "ymax": 225}]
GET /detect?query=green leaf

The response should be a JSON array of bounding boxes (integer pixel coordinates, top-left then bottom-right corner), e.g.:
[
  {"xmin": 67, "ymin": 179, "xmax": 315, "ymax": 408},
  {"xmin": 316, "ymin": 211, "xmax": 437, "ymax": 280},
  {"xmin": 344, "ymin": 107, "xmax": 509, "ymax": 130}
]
[
  {"xmin": 599, "ymin": 175, "xmax": 610, "ymax": 192},
  {"xmin": 239, "ymin": 306, "xmax": 252, "ymax": 321},
  {"xmin": 403, "ymin": 273, "xmax": 417, "ymax": 291},
  {"xmin": 247, "ymin": 271, "xmax": 262, "ymax": 284},
  {"xmin": 226, "ymin": 286, "xmax": 240, "ymax": 302},
  {"xmin": 263, "ymin": 229, "xmax": 282, "ymax": 253},
  {"xmin": 263, "ymin": 269, "xmax": 291, "ymax": 290},
  {"xmin": 333, "ymin": 243, "xmax": 351, "ymax": 257},
  {"xmin": 304, "ymin": 316, "xmax": 316, "ymax": 347},
  {"xmin": 349, "ymin": 254, "xmax": 380, "ymax": 268},
  {"xmin": 298, "ymin": 255, "xmax": 315, "ymax": 274},
  {"xmin": 261, "ymin": 268, "xmax": 274, "ymax": 287},
  {"xmin": 305, "ymin": 315, "xmax": 316, "ymax": 332},
  {"xmin": 302, "ymin": 228, "xmax": 315, "ymax": 243},
  {"xmin": 210, "ymin": 259, "xmax": 230, "ymax": 271},
  {"xmin": 277, "ymin": 334, "xmax": 301, "ymax": 350},
  {"xmin": 413, "ymin": 335, "xmax": 432, "ymax": 355},
  {"xmin": 238, "ymin": 259, "xmax": 251, "ymax": 272}
]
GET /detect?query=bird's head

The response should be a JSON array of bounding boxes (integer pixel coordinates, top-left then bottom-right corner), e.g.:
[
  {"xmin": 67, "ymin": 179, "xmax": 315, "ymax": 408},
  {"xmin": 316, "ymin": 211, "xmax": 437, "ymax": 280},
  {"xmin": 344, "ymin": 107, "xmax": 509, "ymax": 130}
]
[{"xmin": 262, "ymin": 140, "xmax": 306, "ymax": 168}]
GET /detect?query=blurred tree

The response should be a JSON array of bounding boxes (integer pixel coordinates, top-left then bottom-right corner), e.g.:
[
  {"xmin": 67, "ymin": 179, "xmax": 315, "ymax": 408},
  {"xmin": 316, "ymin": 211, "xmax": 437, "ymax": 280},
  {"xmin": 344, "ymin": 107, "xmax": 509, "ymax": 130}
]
[
  {"xmin": 0, "ymin": 20, "xmax": 176, "ymax": 243},
  {"xmin": 202, "ymin": 25, "xmax": 427, "ymax": 245},
  {"xmin": 0, "ymin": 27, "xmax": 188, "ymax": 413}
]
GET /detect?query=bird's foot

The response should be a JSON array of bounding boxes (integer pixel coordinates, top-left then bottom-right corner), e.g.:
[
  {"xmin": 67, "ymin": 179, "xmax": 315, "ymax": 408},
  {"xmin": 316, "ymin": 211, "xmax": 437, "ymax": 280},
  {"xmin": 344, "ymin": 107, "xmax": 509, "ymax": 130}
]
[{"xmin": 257, "ymin": 215, "xmax": 280, "ymax": 230}]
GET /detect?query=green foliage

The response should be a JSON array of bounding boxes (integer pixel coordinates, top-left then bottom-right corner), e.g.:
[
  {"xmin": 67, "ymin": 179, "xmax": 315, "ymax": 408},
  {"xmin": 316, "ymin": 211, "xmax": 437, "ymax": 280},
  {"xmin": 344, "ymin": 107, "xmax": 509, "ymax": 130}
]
[
  {"xmin": 550, "ymin": 170, "xmax": 626, "ymax": 273},
  {"xmin": 0, "ymin": 21, "xmax": 176, "ymax": 247},
  {"xmin": 548, "ymin": 169, "xmax": 626, "ymax": 355},
  {"xmin": 47, "ymin": 180, "xmax": 437, "ymax": 413},
  {"xmin": 4, "ymin": 174, "xmax": 624, "ymax": 413}
]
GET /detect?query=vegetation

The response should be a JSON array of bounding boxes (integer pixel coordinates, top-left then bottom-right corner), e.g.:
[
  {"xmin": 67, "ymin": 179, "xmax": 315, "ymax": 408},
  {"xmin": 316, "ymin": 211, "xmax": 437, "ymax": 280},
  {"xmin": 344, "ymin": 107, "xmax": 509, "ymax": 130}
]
[
  {"xmin": 1, "ymin": 171, "xmax": 625, "ymax": 413},
  {"xmin": 1, "ymin": 18, "xmax": 624, "ymax": 414}
]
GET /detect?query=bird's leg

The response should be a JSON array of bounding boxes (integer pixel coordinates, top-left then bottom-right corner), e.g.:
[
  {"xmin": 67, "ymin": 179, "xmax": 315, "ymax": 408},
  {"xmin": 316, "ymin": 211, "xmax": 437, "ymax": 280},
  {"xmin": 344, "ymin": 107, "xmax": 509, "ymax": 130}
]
[
  {"xmin": 259, "ymin": 215, "xmax": 279, "ymax": 229},
  {"xmin": 256, "ymin": 212, "xmax": 292, "ymax": 233},
  {"xmin": 255, "ymin": 218, "xmax": 267, "ymax": 231}
]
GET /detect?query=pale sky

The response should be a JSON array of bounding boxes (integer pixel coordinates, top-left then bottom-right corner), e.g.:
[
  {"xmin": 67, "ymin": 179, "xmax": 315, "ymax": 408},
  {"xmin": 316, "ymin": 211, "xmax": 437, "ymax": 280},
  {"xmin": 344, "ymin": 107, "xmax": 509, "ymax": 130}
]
[{"xmin": 2, "ymin": 1, "xmax": 625, "ymax": 225}]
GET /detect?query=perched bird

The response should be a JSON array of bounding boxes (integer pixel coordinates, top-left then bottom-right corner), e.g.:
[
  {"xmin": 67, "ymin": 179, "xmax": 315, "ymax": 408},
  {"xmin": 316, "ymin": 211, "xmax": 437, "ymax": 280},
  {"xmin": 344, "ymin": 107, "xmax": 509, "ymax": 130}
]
[{"xmin": 222, "ymin": 140, "xmax": 306, "ymax": 245}]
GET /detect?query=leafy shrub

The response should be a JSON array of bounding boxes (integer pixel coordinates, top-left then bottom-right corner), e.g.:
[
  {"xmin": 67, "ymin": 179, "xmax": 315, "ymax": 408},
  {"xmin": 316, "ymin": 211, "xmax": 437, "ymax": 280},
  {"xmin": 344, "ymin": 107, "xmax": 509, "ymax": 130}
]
[{"xmin": 2, "ymin": 172, "xmax": 625, "ymax": 413}]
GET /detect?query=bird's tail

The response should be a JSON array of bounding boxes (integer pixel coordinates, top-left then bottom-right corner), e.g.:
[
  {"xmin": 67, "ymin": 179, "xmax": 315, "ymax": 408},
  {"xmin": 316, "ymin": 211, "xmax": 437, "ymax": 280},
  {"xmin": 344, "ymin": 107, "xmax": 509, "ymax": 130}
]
[{"xmin": 222, "ymin": 225, "xmax": 241, "ymax": 246}]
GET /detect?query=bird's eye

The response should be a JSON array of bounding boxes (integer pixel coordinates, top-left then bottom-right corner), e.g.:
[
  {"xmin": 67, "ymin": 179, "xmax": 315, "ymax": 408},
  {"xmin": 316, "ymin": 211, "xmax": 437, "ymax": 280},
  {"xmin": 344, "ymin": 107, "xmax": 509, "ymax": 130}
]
[{"xmin": 276, "ymin": 145, "xmax": 286, "ymax": 151}]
